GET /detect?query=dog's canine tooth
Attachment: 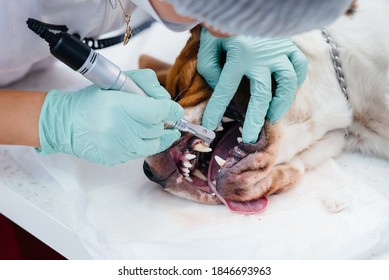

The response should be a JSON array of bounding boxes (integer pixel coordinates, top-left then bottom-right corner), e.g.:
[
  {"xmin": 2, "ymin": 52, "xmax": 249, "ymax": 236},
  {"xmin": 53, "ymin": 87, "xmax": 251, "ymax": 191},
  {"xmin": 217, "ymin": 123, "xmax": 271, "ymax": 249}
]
[
  {"xmin": 193, "ymin": 169, "xmax": 207, "ymax": 181},
  {"xmin": 222, "ymin": 116, "xmax": 234, "ymax": 123},
  {"xmin": 239, "ymin": 127, "xmax": 243, "ymax": 134},
  {"xmin": 215, "ymin": 155, "xmax": 226, "ymax": 167},
  {"xmin": 193, "ymin": 143, "xmax": 212, "ymax": 153},
  {"xmin": 185, "ymin": 154, "xmax": 196, "ymax": 160},
  {"xmin": 181, "ymin": 167, "xmax": 190, "ymax": 174},
  {"xmin": 215, "ymin": 124, "xmax": 224, "ymax": 132},
  {"xmin": 212, "ymin": 180, "xmax": 216, "ymax": 186},
  {"xmin": 237, "ymin": 137, "xmax": 243, "ymax": 144},
  {"xmin": 185, "ymin": 177, "xmax": 193, "ymax": 183},
  {"xmin": 182, "ymin": 161, "xmax": 192, "ymax": 168}
]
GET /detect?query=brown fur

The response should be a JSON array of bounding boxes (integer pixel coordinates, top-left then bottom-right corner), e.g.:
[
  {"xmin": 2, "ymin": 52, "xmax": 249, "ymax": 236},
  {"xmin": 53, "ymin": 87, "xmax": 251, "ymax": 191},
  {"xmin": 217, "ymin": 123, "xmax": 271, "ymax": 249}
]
[{"xmin": 346, "ymin": 0, "xmax": 358, "ymax": 15}]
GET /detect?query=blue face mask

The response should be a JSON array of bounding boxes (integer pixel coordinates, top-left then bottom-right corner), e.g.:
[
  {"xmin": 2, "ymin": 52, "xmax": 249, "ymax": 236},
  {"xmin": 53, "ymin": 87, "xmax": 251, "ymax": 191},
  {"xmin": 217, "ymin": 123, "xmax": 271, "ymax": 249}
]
[{"xmin": 166, "ymin": 0, "xmax": 353, "ymax": 37}]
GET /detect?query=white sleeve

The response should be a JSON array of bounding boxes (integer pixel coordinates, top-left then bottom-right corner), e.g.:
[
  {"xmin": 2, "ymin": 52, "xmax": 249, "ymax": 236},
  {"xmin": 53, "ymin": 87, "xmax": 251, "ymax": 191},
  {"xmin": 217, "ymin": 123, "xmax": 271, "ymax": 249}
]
[
  {"xmin": 0, "ymin": 0, "xmax": 50, "ymax": 86},
  {"xmin": 0, "ymin": 0, "xmax": 133, "ymax": 86}
]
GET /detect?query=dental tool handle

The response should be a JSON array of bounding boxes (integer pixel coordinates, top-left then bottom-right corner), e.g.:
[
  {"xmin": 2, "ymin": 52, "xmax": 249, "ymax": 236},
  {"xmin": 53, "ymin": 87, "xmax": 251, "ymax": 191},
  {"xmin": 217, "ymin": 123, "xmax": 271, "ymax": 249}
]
[
  {"xmin": 82, "ymin": 50, "xmax": 148, "ymax": 96},
  {"xmin": 46, "ymin": 31, "xmax": 148, "ymax": 96}
]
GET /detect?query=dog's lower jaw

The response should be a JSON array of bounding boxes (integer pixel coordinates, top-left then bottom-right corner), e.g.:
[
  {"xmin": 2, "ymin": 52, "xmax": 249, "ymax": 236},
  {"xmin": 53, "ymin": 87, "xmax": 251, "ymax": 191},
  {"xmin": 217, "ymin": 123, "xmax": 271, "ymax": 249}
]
[
  {"xmin": 163, "ymin": 176, "xmax": 223, "ymax": 205},
  {"xmin": 144, "ymin": 152, "xmax": 222, "ymax": 205}
]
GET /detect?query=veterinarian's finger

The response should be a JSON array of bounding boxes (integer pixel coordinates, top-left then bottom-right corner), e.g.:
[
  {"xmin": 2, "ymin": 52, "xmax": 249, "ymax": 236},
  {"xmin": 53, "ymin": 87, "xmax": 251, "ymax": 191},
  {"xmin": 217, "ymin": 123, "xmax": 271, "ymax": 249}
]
[
  {"xmin": 197, "ymin": 28, "xmax": 223, "ymax": 89},
  {"xmin": 137, "ymin": 138, "xmax": 161, "ymax": 157},
  {"xmin": 123, "ymin": 95, "xmax": 184, "ymax": 125},
  {"xmin": 137, "ymin": 123, "xmax": 164, "ymax": 140},
  {"xmin": 267, "ymin": 61, "xmax": 298, "ymax": 122},
  {"xmin": 159, "ymin": 99, "xmax": 185, "ymax": 122},
  {"xmin": 158, "ymin": 129, "xmax": 182, "ymax": 152},
  {"xmin": 288, "ymin": 49, "xmax": 308, "ymax": 87},
  {"xmin": 202, "ymin": 60, "xmax": 243, "ymax": 130},
  {"xmin": 141, "ymin": 99, "xmax": 184, "ymax": 124},
  {"xmin": 242, "ymin": 72, "xmax": 272, "ymax": 143},
  {"xmin": 125, "ymin": 69, "xmax": 172, "ymax": 100}
]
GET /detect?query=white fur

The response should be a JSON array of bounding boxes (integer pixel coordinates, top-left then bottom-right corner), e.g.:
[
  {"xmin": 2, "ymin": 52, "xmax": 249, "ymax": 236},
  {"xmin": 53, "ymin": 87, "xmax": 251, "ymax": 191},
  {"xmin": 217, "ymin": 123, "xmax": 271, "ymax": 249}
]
[
  {"xmin": 184, "ymin": 101, "xmax": 208, "ymax": 124},
  {"xmin": 274, "ymin": 0, "xmax": 389, "ymax": 172}
]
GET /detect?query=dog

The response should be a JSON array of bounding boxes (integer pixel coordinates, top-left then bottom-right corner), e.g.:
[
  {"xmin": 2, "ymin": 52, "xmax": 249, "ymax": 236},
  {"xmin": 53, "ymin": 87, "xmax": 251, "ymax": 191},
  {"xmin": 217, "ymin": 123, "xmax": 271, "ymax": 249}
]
[{"xmin": 142, "ymin": 0, "xmax": 389, "ymax": 214}]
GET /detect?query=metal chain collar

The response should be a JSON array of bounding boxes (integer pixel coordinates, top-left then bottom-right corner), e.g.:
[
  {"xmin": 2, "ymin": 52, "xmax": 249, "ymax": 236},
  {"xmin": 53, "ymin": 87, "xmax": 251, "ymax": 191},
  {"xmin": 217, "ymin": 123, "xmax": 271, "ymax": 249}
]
[{"xmin": 321, "ymin": 28, "xmax": 349, "ymax": 100}]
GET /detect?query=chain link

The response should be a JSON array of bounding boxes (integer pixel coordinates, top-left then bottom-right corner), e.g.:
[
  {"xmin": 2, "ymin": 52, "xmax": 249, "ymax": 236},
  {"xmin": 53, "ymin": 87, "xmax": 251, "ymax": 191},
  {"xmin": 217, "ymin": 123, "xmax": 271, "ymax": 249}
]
[{"xmin": 322, "ymin": 28, "xmax": 349, "ymax": 100}]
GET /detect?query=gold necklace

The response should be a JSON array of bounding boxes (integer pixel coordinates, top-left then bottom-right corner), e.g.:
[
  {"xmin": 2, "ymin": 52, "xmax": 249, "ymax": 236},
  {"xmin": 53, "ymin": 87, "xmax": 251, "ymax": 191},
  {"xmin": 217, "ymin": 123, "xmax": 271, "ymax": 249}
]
[{"xmin": 116, "ymin": 0, "xmax": 133, "ymax": 45}]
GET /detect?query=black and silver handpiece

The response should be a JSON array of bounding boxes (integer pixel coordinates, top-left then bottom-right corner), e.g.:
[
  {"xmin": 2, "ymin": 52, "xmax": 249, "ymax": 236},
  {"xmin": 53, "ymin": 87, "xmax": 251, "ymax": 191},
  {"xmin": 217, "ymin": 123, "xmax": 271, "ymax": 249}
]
[
  {"xmin": 26, "ymin": 18, "xmax": 145, "ymax": 95},
  {"xmin": 26, "ymin": 18, "xmax": 215, "ymax": 144}
]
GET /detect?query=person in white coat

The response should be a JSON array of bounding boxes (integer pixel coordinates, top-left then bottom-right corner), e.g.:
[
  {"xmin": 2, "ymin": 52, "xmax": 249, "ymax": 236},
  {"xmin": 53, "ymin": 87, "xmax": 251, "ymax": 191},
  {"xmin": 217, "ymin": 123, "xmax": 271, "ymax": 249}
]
[{"xmin": 0, "ymin": 0, "xmax": 352, "ymax": 166}]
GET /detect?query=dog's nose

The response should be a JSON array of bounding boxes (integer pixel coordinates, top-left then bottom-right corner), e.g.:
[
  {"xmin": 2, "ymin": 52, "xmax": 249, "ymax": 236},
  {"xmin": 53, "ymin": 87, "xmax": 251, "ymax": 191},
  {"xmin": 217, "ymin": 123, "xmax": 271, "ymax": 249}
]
[{"xmin": 143, "ymin": 161, "xmax": 166, "ymax": 185}]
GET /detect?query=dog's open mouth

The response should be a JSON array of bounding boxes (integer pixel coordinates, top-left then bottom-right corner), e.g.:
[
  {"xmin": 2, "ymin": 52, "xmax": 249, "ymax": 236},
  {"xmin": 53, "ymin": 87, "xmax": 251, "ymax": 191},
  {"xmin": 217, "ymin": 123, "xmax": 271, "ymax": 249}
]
[{"xmin": 145, "ymin": 106, "xmax": 268, "ymax": 214}]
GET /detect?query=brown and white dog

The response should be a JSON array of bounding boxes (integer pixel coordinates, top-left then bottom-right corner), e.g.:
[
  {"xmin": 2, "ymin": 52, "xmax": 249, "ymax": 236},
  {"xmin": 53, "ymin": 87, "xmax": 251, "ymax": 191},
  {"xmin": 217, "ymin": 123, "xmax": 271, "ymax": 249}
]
[{"xmin": 142, "ymin": 0, "xmax": 389, "ymax": 214}]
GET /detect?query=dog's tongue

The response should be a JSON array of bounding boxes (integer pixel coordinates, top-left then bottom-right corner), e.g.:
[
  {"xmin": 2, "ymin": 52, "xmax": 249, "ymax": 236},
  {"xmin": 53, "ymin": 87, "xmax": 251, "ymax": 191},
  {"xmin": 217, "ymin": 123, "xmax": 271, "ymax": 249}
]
[
  {"xmin": 213, "ymin": 189, "xmax": 268, "ymax": 214},
  {"xmin": 207, "ymin": 123, "xmax": 268, "ymax": 214}
]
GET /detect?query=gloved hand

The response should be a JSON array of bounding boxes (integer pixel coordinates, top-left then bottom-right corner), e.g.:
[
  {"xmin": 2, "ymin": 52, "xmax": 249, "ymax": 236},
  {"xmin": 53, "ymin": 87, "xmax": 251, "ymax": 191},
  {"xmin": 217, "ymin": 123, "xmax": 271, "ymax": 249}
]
[
  {"xmin": 37, "ymin": 69, "xmax": 184, "ymax": 166},
  {"xmin": 198, "ymin": 28, "xmax": 308, "ymax": 143}
]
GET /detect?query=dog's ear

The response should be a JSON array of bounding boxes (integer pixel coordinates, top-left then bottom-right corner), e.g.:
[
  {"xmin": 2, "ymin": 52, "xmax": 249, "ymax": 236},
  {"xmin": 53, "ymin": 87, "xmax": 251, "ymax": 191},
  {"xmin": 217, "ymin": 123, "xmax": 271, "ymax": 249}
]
[
  {"xmin": 166, "ymin": 26, "xmax": 213, "ymax": 106},
  {"xmin": 139, "ymin": 55, "xmax": 172, "ymax": 87}
]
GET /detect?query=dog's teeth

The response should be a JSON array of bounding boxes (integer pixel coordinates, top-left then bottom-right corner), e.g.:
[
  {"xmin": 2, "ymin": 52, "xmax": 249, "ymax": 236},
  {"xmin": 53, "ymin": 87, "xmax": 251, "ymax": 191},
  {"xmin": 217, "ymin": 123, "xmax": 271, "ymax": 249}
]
[
  {"xmin": 182, "ymin": 161, "xmax": 192, "ymax": 168},
  {"xmin": 214, "ymin": 155, "xmax": 226, "ymax": 167},
  {"xmin": 193, "ymin": 169, "xmax": 207, "ymax": 181},
  {"xmin": 237, "ymin": 137, "xmax": 243, "ymax": 143},
  {"xmin": 185, "ymin": 177, "xmax": 193, "ymax": 183},
  {"xmin": 181, "ymin": 167, "xmax": 190, "ymax": 174},
  {"xmin": 212, "ymin": 180, "xmax": 216, "ymax": 186},
  {"xmin": 215, "ymin": 123, "xmax": 224, "ymax": 132},
  {"xmin": 185, "ymin": 154, "xmax": 196, "ymax": 160},
  {"xmin": 183, "ymin": 172, "xmax": 190, "ymax": 177},
  {"xmin": 239, "ymin": 127, "xmax": 243, "ymax": 134},
  {"xmin": 193, "ymin": 143, "xmax": 212, "ymax": 153},
  {"xmin": 222, "ymin": 116, "xmax": 234, "ymax": 123}
]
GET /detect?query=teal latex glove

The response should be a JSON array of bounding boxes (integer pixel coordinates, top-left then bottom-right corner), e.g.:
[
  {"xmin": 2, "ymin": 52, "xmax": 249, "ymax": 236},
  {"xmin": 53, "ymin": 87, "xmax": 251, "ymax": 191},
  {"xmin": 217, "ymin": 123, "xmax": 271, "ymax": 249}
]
[
  {"xmin": 37, "ymin": 69, "xmax": 184, "ymax": 166},
  {"xmin": 198, "ymin": 28, "xmax": 308, "ymax": 143}
]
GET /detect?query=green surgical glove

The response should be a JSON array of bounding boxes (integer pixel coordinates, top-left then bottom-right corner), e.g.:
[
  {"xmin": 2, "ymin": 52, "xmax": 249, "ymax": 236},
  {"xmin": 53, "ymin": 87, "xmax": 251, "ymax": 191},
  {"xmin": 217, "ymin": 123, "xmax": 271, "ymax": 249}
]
[
  {"xmin": 37, "ymin": 69, "xmax": 184, "ymax": 166},
  {"xmin": 198, "ymin": 28, "xmax": 308, "ymax": 143}
]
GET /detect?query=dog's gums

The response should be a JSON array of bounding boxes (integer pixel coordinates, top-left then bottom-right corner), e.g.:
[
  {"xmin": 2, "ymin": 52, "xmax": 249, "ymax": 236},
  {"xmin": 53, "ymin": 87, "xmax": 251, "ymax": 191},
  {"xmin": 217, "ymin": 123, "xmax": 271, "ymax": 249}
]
[
  {"xmin": 144, "ymin": 103, "xmax": 269, "ymax": 214},
  {"xmin": 207, "ymin": 120, "xmax": 269, "ymax": 214}
]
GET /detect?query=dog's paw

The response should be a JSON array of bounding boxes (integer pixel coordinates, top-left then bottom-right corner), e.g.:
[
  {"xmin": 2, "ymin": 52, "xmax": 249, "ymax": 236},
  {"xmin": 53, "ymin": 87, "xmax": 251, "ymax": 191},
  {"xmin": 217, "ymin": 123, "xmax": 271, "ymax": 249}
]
[{"xmin": 320, "ymin": 185, "xmax": 350, "ymax": 213}]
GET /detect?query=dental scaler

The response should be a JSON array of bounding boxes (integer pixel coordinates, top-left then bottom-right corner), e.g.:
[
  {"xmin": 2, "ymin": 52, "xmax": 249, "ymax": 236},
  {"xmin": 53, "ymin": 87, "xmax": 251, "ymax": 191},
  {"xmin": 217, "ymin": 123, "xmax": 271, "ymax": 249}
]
[{"xmin": 26, "ymin": 18, "xmax": 215, "ymax": 144}]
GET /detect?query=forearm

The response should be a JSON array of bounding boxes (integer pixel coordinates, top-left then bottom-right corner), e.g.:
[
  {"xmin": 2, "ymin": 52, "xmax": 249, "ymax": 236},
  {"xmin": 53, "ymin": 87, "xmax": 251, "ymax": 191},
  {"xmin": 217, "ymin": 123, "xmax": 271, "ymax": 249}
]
[{"xmin": 0, "ymin": 89, "xmax": 47, "ymax": 147}]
